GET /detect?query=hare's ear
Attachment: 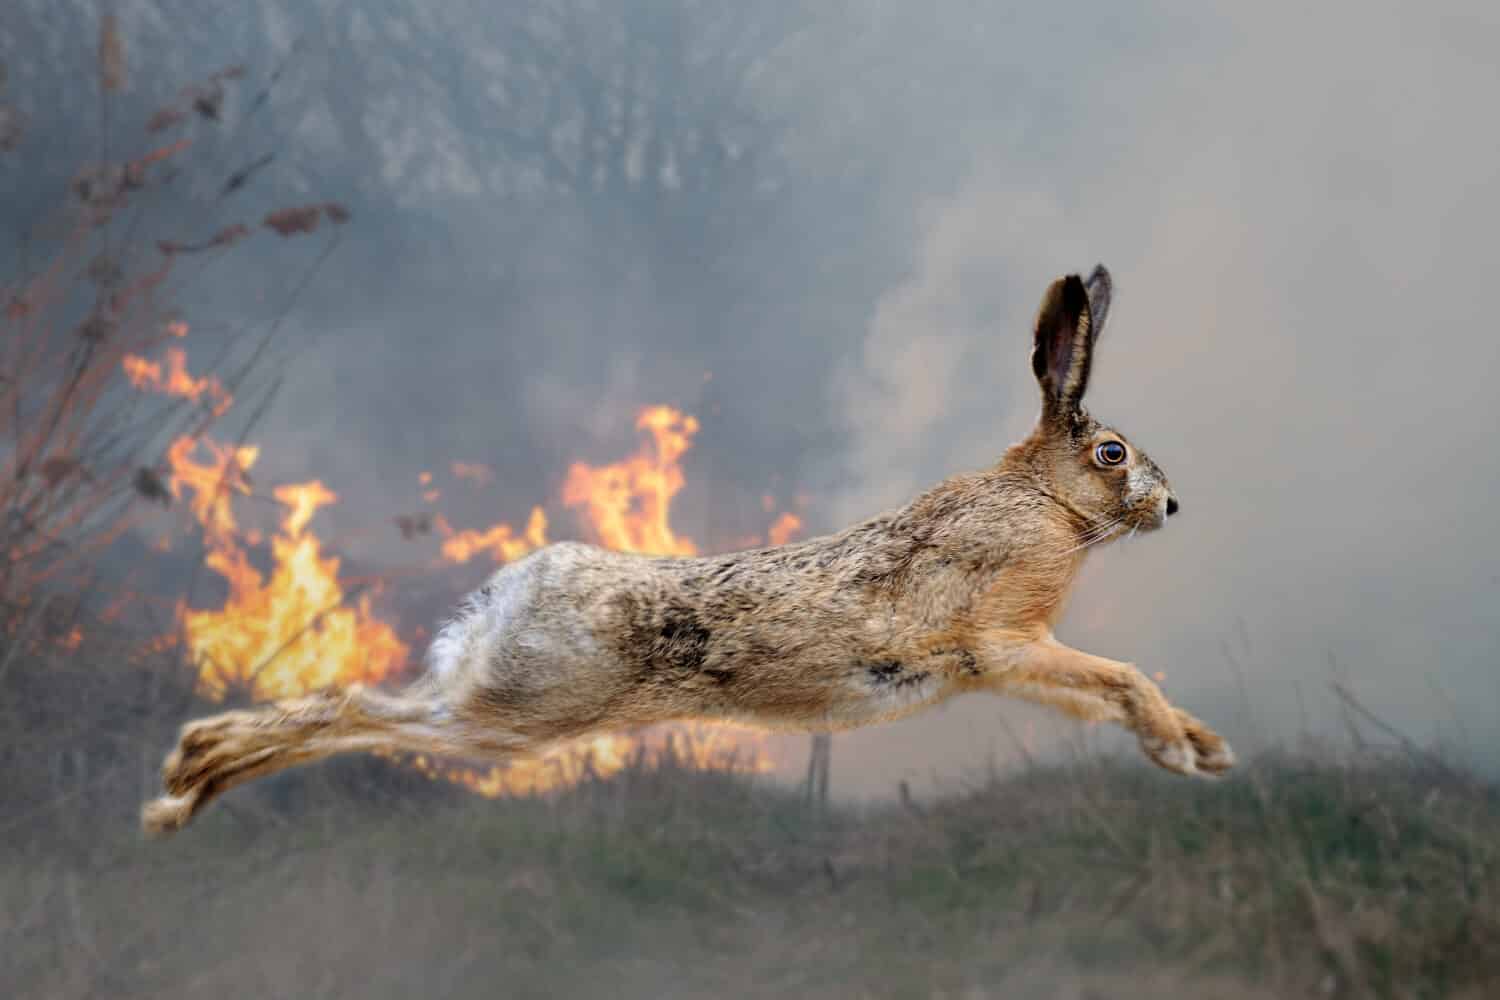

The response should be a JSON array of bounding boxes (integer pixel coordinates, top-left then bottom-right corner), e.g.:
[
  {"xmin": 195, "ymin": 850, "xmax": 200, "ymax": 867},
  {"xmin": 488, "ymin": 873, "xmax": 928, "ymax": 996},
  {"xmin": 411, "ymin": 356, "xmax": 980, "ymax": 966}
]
[
  {"xmin": 1031, "ymin": 269, "xmax": 1099, "ymax": 415},
  {"xmin": 1084, "ymin": 264, "xmax": 1112, "ymax": 340}
]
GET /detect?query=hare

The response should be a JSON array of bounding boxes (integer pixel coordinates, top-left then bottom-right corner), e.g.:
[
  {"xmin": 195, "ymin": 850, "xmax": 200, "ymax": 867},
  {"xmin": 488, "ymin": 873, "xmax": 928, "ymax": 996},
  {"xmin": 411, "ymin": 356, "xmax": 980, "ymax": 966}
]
[{"xmin": 142, "ymin": 264, "xmax": 1232, "ymax": 836}]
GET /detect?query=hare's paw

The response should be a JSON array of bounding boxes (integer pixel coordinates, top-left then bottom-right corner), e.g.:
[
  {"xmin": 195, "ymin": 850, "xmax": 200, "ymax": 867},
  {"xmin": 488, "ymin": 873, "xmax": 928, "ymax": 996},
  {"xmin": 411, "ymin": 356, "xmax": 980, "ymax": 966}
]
[
  {"xmin": 1138, "ymin": 708, "xmax": 1234, "ymax": 778},
  {"xmin": 1176, "ymin": 710, "xmax": 1235, "ymax": 775},
  {"xmin": 161, "ymin": 711, "xmax": 265, "ymax": 796},
  {"xmin": 1139, "ymin": 732, "xmax": 1199, "ymax": 776},
  {"xmin": 141, "ymin": 789, "xmax": 203, "ymax": 837}
]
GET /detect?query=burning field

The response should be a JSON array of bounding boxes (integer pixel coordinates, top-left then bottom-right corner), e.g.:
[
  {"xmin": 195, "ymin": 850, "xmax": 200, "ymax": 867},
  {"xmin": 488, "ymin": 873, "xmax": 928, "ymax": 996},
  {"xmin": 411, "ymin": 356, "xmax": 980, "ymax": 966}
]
[{"xmin": 127, "ymin": 336, "xmax": 800, "ymax": 797}]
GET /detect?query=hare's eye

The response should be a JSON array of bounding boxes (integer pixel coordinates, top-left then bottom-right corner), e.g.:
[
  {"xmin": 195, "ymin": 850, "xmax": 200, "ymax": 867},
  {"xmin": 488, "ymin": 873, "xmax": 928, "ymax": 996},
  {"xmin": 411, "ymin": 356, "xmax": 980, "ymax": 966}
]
[{"xmin": 1095, "ymin": 441, "xmax": 1127, "ymax": 466}]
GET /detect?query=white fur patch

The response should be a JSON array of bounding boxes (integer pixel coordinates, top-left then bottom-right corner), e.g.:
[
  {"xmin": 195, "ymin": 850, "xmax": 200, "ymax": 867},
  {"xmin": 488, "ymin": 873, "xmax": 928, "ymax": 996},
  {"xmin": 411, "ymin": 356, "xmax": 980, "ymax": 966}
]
[
  {"xmin": 424, "ymin": 618, "xmax": 469, "ymax": 681},
  {"xmin": 424, "ymin": 560, "xmax": 536, "ymax": 682}
]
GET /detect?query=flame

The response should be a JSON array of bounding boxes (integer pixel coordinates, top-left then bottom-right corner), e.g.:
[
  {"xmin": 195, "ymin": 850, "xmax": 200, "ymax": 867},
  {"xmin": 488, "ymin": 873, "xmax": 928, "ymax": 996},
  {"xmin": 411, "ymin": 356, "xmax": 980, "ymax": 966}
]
[
  {"xmin": 164, "ymin": 436, "xmax": 256, "ymax": 541},
  {"xmin": 440, "ymin": 506, "xmax": 549, "ymax": 565},
  {"xmin": 151, "ymin": 392, "xmax": 782, "ymax": 794},
  {"xmin": 165, "ymin": 439, "xmax": 407, "ymax": 700},
  {"xmin": 431, "ymin": 405, "xmax": 778, "ymax": 795},
  {"xmin": 122, "ymin": 346, "xmax": 231, "ymax": 415},
  {"xmin": 409, "ymin": 721, "xmax": 770, "ymax": 795},
  {"xmin": 561, "ymin": 405, "xmax": 699, "ymax": 556},
  {"xmin": 767, "ymin": 512, "xmax": 803, "ymax": 547}
]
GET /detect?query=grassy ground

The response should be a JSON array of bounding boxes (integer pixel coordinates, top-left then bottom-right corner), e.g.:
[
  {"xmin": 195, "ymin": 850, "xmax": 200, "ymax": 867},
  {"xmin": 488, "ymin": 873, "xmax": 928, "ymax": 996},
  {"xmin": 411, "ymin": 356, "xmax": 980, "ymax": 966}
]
[{"xmin": 4, "ymin": 640, "xmax": 1498, "ymax": 998}]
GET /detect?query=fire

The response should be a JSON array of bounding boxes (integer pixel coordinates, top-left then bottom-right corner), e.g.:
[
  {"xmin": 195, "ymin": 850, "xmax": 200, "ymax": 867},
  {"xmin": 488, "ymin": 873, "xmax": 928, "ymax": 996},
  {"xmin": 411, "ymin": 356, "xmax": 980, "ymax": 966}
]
[
  {"xmin": 163, "ymin": 435, "xmax": 256, "ymax": 541},
  {"xmin": 145, "ymin": 373, "xmax": 784, "ymax": 792},
  {"xmin": 164, "ymin": 438, "xmax": 407, "ymax": 700},
  {"xmin": 439, "ymin": 506, "xmax": 549, "ymax": 565},
  {"xmin": 410, "ymin": 721, "xmax": 770, "ymax": 795},
  {"xmin": 768, "ymin": 512, "xmax": 803, "ymax": 547},
  {"xmin": 431, "ymin": 405, "xmax": 776, "ymax": 794},
  {"xmin": 122, "ymin": 346, "xmax": 231, "ymax": 415},
  {"xmin": 561, "ymin": 405, "xmax": 699, "ymax": 556}
]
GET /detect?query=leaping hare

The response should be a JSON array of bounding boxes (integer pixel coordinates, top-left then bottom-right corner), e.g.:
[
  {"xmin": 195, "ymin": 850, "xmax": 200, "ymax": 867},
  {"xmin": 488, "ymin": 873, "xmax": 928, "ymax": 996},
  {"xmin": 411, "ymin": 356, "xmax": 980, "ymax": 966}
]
[{"xmin": 143, "ymin": 264, "xmax": 1232, "ymax": 836}]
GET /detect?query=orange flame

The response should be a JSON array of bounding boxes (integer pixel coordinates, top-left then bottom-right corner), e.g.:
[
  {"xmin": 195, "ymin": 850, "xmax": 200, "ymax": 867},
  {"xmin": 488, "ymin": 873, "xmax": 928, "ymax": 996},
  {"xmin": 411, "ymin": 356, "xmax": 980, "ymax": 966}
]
[
  {"xmin": 123, "ymin": 346, "xmax": 231, "ymax": 415},
  {"xmin": 430, "ymin": 405, "xmax": 779, "ymax": 795},
  {"xmin": 410, "ymin": 721, "xmax": 770, "ymax": 796},
  {"xmin": 165, "ymin": 440, "xmax": 407, "ymax": 700},
  {"xmin": 164, "ymin": 436, "xmax": 256, "ymax": 541},
  {"xmin": 562, "ymin": 405, "xmax": 699, "ymax": 556},
  {"xmin": 153, "ymin": 395, "xmax": 783, "ymax": 794},
  {"xmin": 440, "ymin": 506, "xmax": 549, "ymax": 565},
  {"xmin": 767, "ymin": 511, "xmax": 803, "ymax": 547}
]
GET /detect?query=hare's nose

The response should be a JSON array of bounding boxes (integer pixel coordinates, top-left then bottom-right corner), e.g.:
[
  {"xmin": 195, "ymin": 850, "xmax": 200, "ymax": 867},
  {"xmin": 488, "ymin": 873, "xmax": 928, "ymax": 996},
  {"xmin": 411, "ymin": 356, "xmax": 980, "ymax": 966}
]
[{"xmin": 1166, "ymin": 496, "xmax": 1180, "ymax": 517}]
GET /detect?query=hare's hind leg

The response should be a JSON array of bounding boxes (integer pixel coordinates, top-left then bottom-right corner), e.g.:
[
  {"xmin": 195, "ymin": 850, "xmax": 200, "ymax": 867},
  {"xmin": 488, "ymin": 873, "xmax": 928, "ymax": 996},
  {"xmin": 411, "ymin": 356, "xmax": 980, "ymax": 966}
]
[
  {"xmin": 141, "ymin": 684, "xmax": 519, "ymax": 836},
  {"xmin": 987, "ymin": 639, "xmax": 1233, "ymax": 776}
]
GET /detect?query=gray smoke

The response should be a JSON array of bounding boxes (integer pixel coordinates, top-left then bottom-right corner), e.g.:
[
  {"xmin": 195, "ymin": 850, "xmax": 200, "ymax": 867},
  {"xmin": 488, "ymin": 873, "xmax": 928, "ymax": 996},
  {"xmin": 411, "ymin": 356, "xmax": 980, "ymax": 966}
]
[{"xmin": 4, "ymin": 1, "xmax": 1497, "ymax": 797}]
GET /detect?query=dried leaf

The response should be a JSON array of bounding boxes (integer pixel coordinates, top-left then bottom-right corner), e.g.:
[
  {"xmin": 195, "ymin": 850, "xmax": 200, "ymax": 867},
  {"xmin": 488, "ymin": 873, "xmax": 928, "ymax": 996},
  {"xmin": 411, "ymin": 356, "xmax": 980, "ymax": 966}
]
[
  {"xmin": 262, "ymin": 205, "xmax": 322, "ymax": 237},
  {"xmin": 71, "ymin": 167, "xmax": 102, "ymax": 203},
  {"xmin": 99, "ymin": 14, "xmax": 126, "ymax": 93},
  {"xmin": 136, "ymin": 138, "xmax": 191, "ymax": 166},
  {"xmin": 75, "ymin": 313, "xmax": 115, "ymax": 342},
  {"xmin": 133, "ymin": 467, "xmax": 172, "ymax": 507},
  {"xmin": 211, "ymin": 223, "xmax": 250, "ymax": 247},
  {"xmin": 191, "ymin": 80, "xmax": 224, "ymax": 121},
  {"xmin": 40, "ymin": 456, "xmax": 79, "ymax": 488},
  {"xmin": 146, "ymin": 105, "xmax": 187, "ymax": 133},
  {"xmin": 87, "ymin": 252, "xmax": 123, "ymax": 288},
  {"xmin": 71, "ymin": 163, "xmax": 132, "ymax": 208},
  {"xmin": 395, "ymin": 513, "xmax": 432, "ymax": 540},
  {"xmin": 157, "ymin": 223, "xmax": 251, "ymax": 256},
  {"xmin": 0, "ymin": 103, "xmax": 21, "ymax": 152}
]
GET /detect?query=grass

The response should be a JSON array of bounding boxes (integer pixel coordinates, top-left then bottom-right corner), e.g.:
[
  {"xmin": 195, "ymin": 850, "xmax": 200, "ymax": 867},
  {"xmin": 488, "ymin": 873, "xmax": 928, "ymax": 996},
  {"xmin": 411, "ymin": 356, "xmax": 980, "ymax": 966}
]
[{"xmin": 3, "ymin": 636, "xmax": 1498, "ymax": 999}]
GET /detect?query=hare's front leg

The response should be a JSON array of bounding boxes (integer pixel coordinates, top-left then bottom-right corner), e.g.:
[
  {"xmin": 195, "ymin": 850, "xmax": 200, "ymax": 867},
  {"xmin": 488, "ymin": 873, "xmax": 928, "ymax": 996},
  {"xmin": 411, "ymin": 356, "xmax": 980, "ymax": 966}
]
[{"xmin": 983, "ymin": 638, "xmax": 1234, "ymax": 776}]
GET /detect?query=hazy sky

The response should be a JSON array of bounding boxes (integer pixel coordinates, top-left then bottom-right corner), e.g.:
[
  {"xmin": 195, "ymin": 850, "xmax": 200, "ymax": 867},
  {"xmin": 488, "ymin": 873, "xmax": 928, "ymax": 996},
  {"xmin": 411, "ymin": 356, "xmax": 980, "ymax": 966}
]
[
  {"xmin": 818, "ymin": 2, "xmax": 1500, "ymax": 792},
  {"xmin": 6, "ymin": 1, "xmax": 1497, "ymax": 796}
]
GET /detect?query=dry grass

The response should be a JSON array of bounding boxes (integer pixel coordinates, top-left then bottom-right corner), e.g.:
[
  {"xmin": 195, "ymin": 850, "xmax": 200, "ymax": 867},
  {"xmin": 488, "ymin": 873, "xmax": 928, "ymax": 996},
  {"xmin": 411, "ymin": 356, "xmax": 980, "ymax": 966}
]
[
  {"xmin": 2, "ymin": 26, "xmax": 1495, "ymax": 997},
  {"xmin": 3, "ymin": 630, "xmax": 1497, "ymax": 999},
  {"xmin": 0, "ymin": 24, "xmax": 344, "ymax": 623}
]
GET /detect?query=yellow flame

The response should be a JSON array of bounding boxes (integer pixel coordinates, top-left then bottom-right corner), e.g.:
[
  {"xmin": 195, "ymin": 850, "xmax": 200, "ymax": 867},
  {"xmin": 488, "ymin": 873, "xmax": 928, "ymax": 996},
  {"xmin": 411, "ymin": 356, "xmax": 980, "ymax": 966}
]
[
  {"xmin": 122, "ymin": 346, "xmax": 231, "ymax": 415},
  {"xmin": 166, "ymin": 444, "xmax": 407, "ymax": 701},
  {"xmin": 440, "ymin": 506, "xmax": 549, "ymax": 565},
  {"xmin": 410, "ymin": 722, "xmax": 771, "ymax": 795},
  {"xmin": 561, "ymin": 405, "xmax": 699, "ymax": 556},
  {"xmin": 153, "ymin": 398, "xmax": 780, "ymax": 795},
  {"xmin": 433, "ymin": 405, "xmax": 779, "ymax": 796}
]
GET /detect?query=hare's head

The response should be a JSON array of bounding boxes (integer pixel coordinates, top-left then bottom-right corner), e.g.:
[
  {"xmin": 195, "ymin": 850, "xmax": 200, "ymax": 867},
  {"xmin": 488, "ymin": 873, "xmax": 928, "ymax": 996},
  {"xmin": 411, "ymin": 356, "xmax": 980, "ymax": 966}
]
[{"xmin": 1024, "ymin": 265, "xmax": 1177, "ymax": 535}]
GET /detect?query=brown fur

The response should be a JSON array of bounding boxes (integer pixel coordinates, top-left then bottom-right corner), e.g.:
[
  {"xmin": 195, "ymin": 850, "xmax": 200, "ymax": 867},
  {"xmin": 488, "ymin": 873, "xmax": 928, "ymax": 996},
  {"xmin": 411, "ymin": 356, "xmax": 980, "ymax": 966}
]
[{"xmin": 142, "ymin": 264, "xmax": 1232, "ymax": 837}]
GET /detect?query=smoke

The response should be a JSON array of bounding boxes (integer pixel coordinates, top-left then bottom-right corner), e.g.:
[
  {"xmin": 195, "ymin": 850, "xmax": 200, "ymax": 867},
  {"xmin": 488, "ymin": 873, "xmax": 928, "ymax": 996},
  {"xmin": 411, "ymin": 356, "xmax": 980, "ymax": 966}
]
[
  {"xmin": 5, "ymin": 1, "xmax": 1498, "ymax": 798},
  {"xmin": 824, "ymin": 2, "xmax": 1500, "ymax": 792}
]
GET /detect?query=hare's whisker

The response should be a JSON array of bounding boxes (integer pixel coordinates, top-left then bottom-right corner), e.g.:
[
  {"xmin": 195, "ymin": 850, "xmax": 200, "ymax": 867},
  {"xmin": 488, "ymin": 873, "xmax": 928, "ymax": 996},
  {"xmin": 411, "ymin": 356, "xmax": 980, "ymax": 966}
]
[{"xmin": 1061, "ymin": 517, "xmax": 1124, "ymax": 556}]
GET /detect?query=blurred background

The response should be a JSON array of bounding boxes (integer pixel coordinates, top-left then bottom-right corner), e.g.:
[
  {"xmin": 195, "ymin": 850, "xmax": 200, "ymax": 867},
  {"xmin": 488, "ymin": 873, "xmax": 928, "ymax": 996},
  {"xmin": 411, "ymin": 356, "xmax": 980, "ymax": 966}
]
[{"xmin": 3, "ymin": 2, "xmax": 1497, "ymax": 997}]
